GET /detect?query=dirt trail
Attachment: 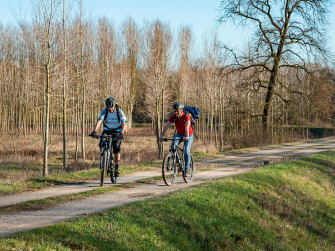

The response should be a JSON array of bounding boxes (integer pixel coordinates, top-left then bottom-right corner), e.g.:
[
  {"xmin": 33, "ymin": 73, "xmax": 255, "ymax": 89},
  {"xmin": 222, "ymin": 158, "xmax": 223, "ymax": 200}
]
[
  {"xmin": 1, "ymin": 137, "xmax": 335, "ymax": 237},
  {"xmin": 0, "ymin": 170, "xmax": 160, "ymax": 208}
]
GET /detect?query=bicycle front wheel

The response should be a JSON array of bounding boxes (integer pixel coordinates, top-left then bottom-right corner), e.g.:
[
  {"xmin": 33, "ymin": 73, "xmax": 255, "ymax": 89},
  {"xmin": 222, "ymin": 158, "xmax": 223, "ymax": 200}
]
[
  {"xmin": 183, "ymin": 153, "xmax": 195, "ymax": 183},
  {"xmin": 100, "ymin": 150, "xmax": 107, "ymax": 186},
  {"xmin": 162, "ymin": 152, "xmax": 177, "ymax": 186},
  {"xmin": 110, "ymin": 163, "xmax": 116, "ymax": 183}
]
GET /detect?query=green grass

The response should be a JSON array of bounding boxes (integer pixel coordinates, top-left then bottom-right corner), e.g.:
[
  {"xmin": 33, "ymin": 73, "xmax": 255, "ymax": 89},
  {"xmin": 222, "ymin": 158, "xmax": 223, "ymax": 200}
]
[
  {"xmin": 191, "ymin": 151, "xmax": 219, "ymax": 161},
  {"xmin": 1, "ymin": 151, "xmax": 335, "ymax": 250}
]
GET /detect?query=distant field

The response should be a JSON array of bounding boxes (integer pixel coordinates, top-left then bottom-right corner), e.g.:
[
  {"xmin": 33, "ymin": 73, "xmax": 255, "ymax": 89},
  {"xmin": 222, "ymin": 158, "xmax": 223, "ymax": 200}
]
[
  {"xmin": 1, "ymin": 150, "xmax": 334, "ymax": 250},
  {"xmin": 2, "ymin": 124, "xmax": 333, "ymax": 184}
]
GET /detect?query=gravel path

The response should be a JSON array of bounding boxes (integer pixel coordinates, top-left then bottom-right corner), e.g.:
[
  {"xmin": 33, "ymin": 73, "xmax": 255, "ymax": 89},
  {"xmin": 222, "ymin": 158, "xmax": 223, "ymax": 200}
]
[
  {"xmin": 1, "ymin": 137, "xmax": 335, "ymax": 237},
  {"xmin": 0, "ymin": 167, "xmax": 250, "ymax": 237},
  {"xmin": 0, "ymin": 170, "xmax": 160, "ymax": 208}
]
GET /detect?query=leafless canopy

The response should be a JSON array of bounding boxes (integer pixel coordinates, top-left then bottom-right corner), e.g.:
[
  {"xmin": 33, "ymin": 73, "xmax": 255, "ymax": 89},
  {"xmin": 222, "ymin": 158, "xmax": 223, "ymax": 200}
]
[{"xmin": 219, "ymin": 0, "xmax": 332, "ymax": 128}]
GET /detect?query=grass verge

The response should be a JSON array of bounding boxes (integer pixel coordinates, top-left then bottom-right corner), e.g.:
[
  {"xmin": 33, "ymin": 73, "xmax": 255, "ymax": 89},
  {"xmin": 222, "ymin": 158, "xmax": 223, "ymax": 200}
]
[
  {"xmin": 1, "ymin": 151, "xmax": 334, "ymax": 250},
  {"xmin": 0, "ymin": 152, "xmax": 215, "ymax": 196}
]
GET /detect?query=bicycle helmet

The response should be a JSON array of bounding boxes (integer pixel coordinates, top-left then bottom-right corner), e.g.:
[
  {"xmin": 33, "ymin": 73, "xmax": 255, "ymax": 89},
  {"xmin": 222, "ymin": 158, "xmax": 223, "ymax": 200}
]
[
  {"xmin": 105, "ymin": 97, "xmax": 116, "ymax": 108},
  {"xmin": 173, "ymin": 102, "xmax": 184, "ymax": 110}
]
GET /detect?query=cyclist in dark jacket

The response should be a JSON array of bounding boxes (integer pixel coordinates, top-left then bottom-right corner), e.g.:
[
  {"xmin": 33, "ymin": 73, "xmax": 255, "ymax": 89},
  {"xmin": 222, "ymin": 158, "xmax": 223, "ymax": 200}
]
[
  {"xmin": 90, "ymin": 97, "xmax": 127, "ymax": 177},
  {"xmin": 159, "ymin": 102, "xmax": 194, "ymax": 177}
]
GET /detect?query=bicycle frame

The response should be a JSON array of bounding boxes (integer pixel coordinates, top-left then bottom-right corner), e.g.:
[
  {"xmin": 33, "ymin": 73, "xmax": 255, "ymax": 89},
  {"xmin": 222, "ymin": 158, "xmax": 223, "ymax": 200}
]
[
  {"xmin": 169, "ymin": 137, "xmax": 184, "ymax": 152},
  {"xmin": 165, "ymin": 137, "xmax": 185, "ymax": 172},
  {"xmin": 100, "ymin": 136, "xmax": 113, "ymax": 169},
  {"xmin": 99, "ymin": 133, "xmax": 120, "ymax": 166},
  {"xmin": 172, "ymin": 144, "xmax": 183, "ymax": 169}
]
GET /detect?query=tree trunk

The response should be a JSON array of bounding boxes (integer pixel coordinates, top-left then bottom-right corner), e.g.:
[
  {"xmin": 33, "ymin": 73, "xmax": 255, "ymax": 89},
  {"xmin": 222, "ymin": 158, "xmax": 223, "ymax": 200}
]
[
  {"xmin": 62, "ymin": 0, "xmax": 67, "ymax": 169},
  {"xmin": 43, "ymin": 64, "xmax": 50, "ymax": 177},
  {"xmin": 81, "ymin": 83, "xmax": 85, "ymax": 159},
  {"xmin": 160, "ymin": 88, "xmax": 164, "ymax": 158},
  {"xmin": 154, "ymin": 95, "xmax": 163, "ymax": 158},
  {"xmin": 75, "ymin": 104, "xmax": 79, "ymax": 161}
]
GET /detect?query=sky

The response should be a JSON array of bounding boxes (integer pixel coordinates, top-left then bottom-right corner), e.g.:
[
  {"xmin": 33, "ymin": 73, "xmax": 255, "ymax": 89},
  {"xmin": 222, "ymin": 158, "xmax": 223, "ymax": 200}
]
[{"xmin": 0, "ymin": 0, "xmax": 334, "ymax": 58}]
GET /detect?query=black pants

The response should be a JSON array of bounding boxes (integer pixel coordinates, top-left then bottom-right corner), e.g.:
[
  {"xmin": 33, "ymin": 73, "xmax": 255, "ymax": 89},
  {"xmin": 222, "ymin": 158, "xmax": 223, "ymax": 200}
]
[{"xmin": 99, "ymin": 130, "xmax": 122, "ymax": 154}]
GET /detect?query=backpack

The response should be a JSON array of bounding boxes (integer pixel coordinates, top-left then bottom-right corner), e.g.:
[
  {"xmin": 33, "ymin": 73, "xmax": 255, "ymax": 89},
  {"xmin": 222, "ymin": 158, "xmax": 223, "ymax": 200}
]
[
  {"xmin": 173, "ymin": 106, "xmax": 200, "ymax": 126},
  {"xmin": 103, "ymin": 104, "xmax": 122, "ymax": 130},
  {"xmin": 183, "ymin": 106, "xmax": 200, "ymax": 120}
]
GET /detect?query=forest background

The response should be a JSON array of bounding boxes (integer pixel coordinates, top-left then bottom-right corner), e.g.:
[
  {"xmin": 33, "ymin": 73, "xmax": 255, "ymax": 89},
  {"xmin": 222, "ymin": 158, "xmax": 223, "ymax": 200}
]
[{"xmin": 0, "ymin": 0, "xmax": 335, "ymax": 177}]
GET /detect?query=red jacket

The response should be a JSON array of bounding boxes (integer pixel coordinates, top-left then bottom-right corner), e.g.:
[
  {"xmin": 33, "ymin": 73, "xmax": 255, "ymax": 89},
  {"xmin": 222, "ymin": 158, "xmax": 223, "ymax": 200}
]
[{"xmin": 168, "ymin": 112, "xmax": 194, "ymax": 136}]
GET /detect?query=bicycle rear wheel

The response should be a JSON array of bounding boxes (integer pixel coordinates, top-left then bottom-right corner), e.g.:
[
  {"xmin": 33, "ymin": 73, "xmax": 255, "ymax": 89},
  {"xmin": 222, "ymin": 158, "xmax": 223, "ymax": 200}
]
[
  {"xmin": 100, "ymin": 150, "xmax": 107, "ymax": 186},
  {"xmin": 162, "ymin": 152, "xmax": 177, "ymax": 186},
  {"xmin": 183, "ymin": 153, "xmax": 195, "ymax": 183}
]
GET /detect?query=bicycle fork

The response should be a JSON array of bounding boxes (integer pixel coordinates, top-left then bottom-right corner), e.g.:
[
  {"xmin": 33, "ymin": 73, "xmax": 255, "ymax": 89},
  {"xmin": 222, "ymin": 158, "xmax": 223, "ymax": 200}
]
[{"xmin": 100, "ymin": 149, "xmax": 105, "ymax": 170}]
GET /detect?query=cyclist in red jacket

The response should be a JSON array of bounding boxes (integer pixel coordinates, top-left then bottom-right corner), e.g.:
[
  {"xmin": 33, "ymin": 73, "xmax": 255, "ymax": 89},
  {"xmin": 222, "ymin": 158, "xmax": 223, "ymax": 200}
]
[{"xmin": 159, "ymin": 102, "xmax": 194, "ymax": 177}]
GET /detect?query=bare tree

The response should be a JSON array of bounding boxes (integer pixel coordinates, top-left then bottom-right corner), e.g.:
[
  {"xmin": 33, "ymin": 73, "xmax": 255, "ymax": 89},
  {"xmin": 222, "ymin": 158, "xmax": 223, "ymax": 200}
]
[
  {"xmin": 219, "ymin": 0, "xmax": 331, "ymax": 130},
  {"xmin": 62, "ymin": 0, "xmax": 68, "ymax": 169},
  {"xmin": 177, "ymin": 26, "xmax": 192, "ymax": 102},
  {"xmin": 142, "ymin": 20, "xmax": 172, "ymax": 158},
  {"xmin": 97, "ymin": 17, "xmax": 116, "ymax": 97},
  {"xmin": 122, "ymin": 17, "xmax": 140, "ymax": 128},
  {"xmin": 72, "ymin": 0, "xmax": 92, "ymax": 160},
  {"xmin": 19, "ymin": 0, "xmax": 62, "ymax": 176}
]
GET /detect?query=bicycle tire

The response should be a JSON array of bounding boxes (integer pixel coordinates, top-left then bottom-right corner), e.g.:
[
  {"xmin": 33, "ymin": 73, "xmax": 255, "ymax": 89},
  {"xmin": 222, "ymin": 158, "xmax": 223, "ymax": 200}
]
[
  {"xmin": 100, "ymin": 150, "xmax": 107, "ymax": 186},
  {"xmin": 110, "ymin": 163, "xmax": 116, "ymax": 183},
  {"xmin": 183, "ymin": 153, "xmax": 195, "ymax": 183},
  {"xmin": 162, "ymin": 152, "xmax": 177, "ymax": 186}
]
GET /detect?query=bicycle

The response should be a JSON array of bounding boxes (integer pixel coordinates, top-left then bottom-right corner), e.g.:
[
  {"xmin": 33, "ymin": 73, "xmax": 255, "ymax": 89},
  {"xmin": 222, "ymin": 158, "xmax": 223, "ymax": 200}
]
[
  {"xmin": 161, "ymin": 137, "xmax": 195, "ymax": 186},
  {"xmin": 90, "ymin": 133, "xmax": 120, "ymax": 186}
]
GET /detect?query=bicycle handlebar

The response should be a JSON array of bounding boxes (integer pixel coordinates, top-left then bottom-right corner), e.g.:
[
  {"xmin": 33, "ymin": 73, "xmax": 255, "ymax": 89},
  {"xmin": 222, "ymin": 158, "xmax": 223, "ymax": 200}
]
[
  {"xmin": 162, "ymin": 137, "xmax": 184, "ymax": 142},
  {"xmin": 90, "ymin": 133, "xmax": 121, "ymax": 140}
]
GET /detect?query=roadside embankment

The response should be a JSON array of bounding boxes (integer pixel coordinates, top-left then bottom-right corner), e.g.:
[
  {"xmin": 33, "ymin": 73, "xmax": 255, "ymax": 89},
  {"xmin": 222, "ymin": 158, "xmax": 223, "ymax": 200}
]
[{"xmin": 1, "ymin": 150, "xmax": 334, "ymax": 249}]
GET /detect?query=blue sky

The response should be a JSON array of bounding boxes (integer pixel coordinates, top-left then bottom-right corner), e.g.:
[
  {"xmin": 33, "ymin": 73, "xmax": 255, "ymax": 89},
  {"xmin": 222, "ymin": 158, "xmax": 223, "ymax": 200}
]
[{"xmin": 0, "ymin": 0, "xmax": 334, "ymax": 57}]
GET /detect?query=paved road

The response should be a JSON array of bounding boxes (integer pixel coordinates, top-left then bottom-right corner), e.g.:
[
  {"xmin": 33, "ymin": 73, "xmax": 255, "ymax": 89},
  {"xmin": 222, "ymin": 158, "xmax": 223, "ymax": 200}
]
[{"xmin": 1, "ymin": 137, "xmax": 335, "ymax": 237}]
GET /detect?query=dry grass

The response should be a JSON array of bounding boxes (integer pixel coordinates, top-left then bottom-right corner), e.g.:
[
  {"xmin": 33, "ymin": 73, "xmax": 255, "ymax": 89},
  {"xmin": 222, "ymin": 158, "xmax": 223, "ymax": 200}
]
[{"xmin": 0, "ymin": 126, "xmax": 212, "ymax": 183}]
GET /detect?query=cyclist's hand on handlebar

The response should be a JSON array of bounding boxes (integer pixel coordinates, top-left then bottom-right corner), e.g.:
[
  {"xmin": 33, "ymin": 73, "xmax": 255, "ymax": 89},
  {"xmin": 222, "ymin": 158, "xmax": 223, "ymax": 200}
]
[
  {"xmin": 118, "ymin": 133, "xmax": 124, "ymax": 140},
  {"xmin": 89, "ymin": 131, "xmax": 97, "ymax": 138}
]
